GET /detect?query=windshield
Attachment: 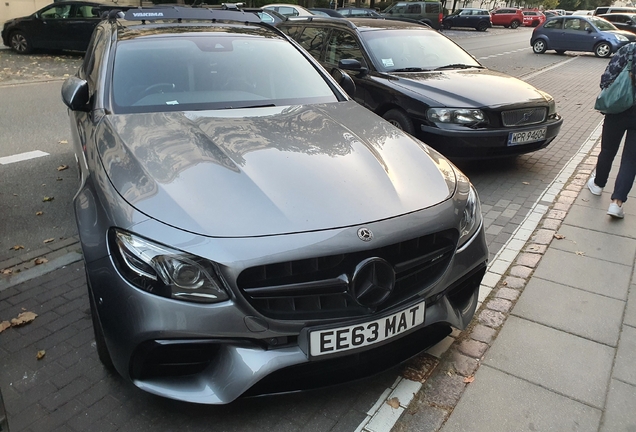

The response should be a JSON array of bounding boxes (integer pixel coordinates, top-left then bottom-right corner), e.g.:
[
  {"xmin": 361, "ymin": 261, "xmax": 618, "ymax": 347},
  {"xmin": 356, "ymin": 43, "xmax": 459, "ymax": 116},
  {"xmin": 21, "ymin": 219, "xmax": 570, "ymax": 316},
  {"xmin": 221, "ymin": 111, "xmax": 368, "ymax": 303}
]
[
  {"xmin": 112, "ymin": 34, "xmax": 338, "ymax": 114},
  {"xmin": 360, "ymin": 29, "xmax": 481, "ymax": 72},
  {"xmin": 590, "ymin": 16, "xmax": 618, "ymax": 30}
]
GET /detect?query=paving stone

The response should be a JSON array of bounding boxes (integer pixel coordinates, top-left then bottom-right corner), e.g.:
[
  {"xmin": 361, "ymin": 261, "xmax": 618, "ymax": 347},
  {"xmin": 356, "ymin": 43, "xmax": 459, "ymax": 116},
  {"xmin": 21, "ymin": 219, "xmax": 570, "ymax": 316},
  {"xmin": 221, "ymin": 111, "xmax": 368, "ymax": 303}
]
[
  {"xmin": 524, "ymin": 243, "xmax": 547, "ymax": 254},
  {"xmin": 421, "ymin": 372, "xmax": 465, "ymax": 408},
  {"xmin": 513, "ymin": 279, "xmax": 624, "ymax": 346},
  {"xmin": 449, "ymin": 351, "xmax": 479, "ymax": 377},
  {"xmin": 477, "ymin": 310, "xmax": 505, "ymax": 328},
  {"xmin": 600, "ymin": 379, "xmax": 636, "ymax": 432},
  {"xmin": 457, "ymin": 339, "xmax": 488, "ymax": 359},
  {"xmin": 501, "ymin": 276, "xmax": 525, "ymax": 289},
  {"xmin": 613, "ymin": 325, "xmax": 636, "ymax": 386},
  {"xmin": 440, "ymin": 366, "xmax": 601, "ymax": 432},
  {"xmin": 531, "ymin": 229, "xmax": 556, "ymax": 245},
  {"xmin": 485, "ymin": 298, "xmax": 512, "ymax": 314},
  {"xmin": 469, "ymin": 325, "xmax": 496, "ymax": 345},
  {"xmin": 509, "ymin": 265, "xmax": 532, "ymax": 278},
  {"xmin": 533, "ymin": 248, "xmax": 631, "ymax": 301},
  {"xmin": 515, "ymin": 252, "xmax": 541, "ymax": 268},
  {"xmin": 393, "ymin": 405, "xmax": 447, "ymax": 432},
  {"xmin": 484, "ymin": 316, "xmax": 614, "ymax": 408},
  {"xmin": 549, "ymin": 224, "xmax": 636, "ymax": 266},
  {"xmin": 626, "ymin": 285, "xmax": 636, "ymax": 328},
  {"xmin": 542, "ymin": 218, "xmax": 561, "ymax": 230},
  {"xmin": 495, "ymin": 287, "xmax": 520, "ymax": 302}
]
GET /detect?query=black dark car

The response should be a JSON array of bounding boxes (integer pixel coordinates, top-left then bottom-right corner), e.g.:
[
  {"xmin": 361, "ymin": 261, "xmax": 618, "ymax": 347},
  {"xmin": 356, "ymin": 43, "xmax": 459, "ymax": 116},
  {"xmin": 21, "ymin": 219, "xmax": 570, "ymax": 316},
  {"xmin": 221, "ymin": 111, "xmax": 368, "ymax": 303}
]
[
  {"xmin": 1, "ymin": 1, "xmax": 124, "ymax": 53},
  {"xmin": 442, "ymin": 8, "xmax": 491, "ymax": 31},
  {"xmin": 599, "ymin": 13, "xmax": 636, "ymax": 34},
  {"xmin": 279, "ymin": 18, "xmax": 562, "ymax": 159}
]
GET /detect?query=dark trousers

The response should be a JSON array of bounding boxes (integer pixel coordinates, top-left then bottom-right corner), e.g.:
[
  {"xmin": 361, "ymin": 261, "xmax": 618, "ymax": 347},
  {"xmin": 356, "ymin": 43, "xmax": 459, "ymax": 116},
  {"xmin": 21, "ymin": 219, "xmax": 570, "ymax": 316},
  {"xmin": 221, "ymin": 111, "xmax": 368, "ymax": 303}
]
[{"xmin": 594, "ymin": 105, "xmax": 636, "ymax": 202}]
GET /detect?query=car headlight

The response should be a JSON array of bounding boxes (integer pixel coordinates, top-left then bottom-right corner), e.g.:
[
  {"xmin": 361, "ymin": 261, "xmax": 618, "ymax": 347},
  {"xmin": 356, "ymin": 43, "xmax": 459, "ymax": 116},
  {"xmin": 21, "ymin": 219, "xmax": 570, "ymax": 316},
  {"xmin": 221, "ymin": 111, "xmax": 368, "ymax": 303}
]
[
  {"xmin": 427, "ymin": 108, "xmax": 486, "ymax": 125},
  {"xmin": 111, "ymin": 229, "xmax": 229, "ymax": 304},
  {"xmin": 616, "ymin": 34, "xmax": 629, "ymax": 42},
  {"xmin": 458, "ymin": 185, "xmax": 481, "ymax": 248}
]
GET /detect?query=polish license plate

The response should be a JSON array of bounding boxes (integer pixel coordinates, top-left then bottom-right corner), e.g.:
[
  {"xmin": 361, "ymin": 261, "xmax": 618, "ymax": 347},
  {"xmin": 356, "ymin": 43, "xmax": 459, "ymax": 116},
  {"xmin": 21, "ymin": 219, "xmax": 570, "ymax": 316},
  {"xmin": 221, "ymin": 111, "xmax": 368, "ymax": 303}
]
[
  {"xmin": 508, "ymin": 128, "xmax": 546, "ymax": 146},
  {"xmin": 308, "ymin": 301, "xmax": 426, "ymax": 358}
]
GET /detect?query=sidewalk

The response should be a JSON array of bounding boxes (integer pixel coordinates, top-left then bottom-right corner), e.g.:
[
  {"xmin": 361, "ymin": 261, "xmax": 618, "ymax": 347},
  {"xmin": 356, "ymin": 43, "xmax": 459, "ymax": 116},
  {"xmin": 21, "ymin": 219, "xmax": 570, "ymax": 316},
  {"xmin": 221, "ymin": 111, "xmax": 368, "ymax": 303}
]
[{"xmin": 396, "ymin": 139, "xmax": 636, "ymax": 431}]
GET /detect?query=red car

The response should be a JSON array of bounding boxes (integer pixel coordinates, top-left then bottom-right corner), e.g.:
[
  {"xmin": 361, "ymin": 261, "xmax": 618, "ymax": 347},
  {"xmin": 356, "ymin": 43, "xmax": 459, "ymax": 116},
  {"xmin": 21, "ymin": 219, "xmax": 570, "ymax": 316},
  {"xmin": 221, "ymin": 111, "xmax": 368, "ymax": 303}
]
[
  {"xmin": 490, "ymin": 7, "xmax": 524, "ymax": 28},
  {"xmin": 523, "ymin": 10, "xmax": 546, "ymax": 27}
]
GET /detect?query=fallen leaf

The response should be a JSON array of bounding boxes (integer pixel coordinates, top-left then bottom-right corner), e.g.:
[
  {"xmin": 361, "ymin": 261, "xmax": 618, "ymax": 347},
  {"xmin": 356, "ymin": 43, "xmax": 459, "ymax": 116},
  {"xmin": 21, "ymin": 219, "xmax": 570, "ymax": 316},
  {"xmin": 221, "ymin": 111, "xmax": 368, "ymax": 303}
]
[
  {"xmin": 11, "ymin": 245, "xmax": 24, "ymax": 251},
  {"xmin": 36, "ymin": 350, "xmax": 46, "ymax": 360},
  {"xmin": 554, "ymin": 234, "xmax": 565, "ymax": 240},
  {"xmin": 387, "ymin": 397, "xmax": 400, "ymax": 409},
  {"xmin": 582, "ymin": 198, "xmax": 589, "ymax": 202},
  {"xmin": 43, "ymin": 196, "xmax": 54, "ymax": 202},
  {"xmin": 576, "ymin": 251, "xmax": 585, "ymax": 256},
  {"xmin": 502, "ymin": 281, "xmax": 508, "ymax": 286},
  {"xmin": 56, "ymin": 177, "xmax": 63, "ymax": 181},
  {"xmin": 58, "ymin": 140, "xmax": 68, "ymax": 144},
  {"xmin": 522, "ymin": 181, "xmax": 530, "ymax": 185},
  {"xmin": 464, "ymin": 376, "xmax": 475, "ymax": 383},
  {"xmin": 34, "ymin": 257, "xmax": 48, "ymax": 265},
  {"xmin": 36, "ymin": 211, "xmax": 43, "ymax": 216},
  {"xmin": 0, "ymin": 321, "xmax": 10, "ymax": 333},
  {"xmin": 10, "ymin": 311, "xmax": 37, "ymax": 327},
  {"xmin": 43, "ymin": 238, "xmax": 55, "ymax": 244},
  {"xmin": 57, "ymin": 165, "xmax": 68, "ymax": 171},
  {"xmin": 1, "ymin": 269, "xmax": 12, "ymax": 275}
]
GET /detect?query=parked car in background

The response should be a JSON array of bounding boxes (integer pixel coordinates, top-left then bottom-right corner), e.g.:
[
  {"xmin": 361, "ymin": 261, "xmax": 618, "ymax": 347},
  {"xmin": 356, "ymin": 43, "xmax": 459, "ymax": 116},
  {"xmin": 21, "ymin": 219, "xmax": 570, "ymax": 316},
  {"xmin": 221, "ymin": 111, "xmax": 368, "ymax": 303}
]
[
  {"xmin": 61, "ymin": 6, "xmax": 489, "ymax": 404},
  {"xmin": 442, "ymin": 8, "xmax": 491, "ymax": 31},
  {"xmin": 381, "ymin": 1, "xmax": 443, "ymax": 29},
  {"xmin": 280, "ymin": 17, "xmax": 562, "ymax": 159},
  {"xmin": 543, "ymin": 10, "xmax": 560, "ymax": 18},
  {"xmin": 338, "ymin": 7, "xmax": 382, "ymax": 18},
  {"xmin": 263, "ymin": 3, "xmax": 313, "ymax": 16},
  {"xmin": 594, "ymin": 6, "xmax": 636, "ymax": 16},
  {"xmin": 490, "ymin": 7, "xmax": 524, "ymax": 28},
  {"xmin": 309, "ymin": 7, "xmax": 344, "ymax": 17},
  {"xmin": 531, "ymin": 15, "xmax": 636, "ymax": 57},
  {"xmin": 1, "ymin": 0, "xmax": 124, "ymax": 53},
  {"xmin": 572, "ymin": 10, "xmax": 593, "ymax": 15},
  {"xmin": 599, "ymin": 13, "xmax": 636, "ymax": 34},
  {"xmin": 522, "ymin": 10, "xmax": 545, "ymax": 27}
]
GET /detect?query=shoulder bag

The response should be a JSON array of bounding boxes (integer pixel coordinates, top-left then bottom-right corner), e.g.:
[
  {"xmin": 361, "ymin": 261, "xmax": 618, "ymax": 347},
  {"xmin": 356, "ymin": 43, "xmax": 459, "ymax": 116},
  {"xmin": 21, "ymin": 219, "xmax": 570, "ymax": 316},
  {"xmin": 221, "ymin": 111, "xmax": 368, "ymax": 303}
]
[{"xmin": 594, "ymin": 44, "xmax": 635, "ymax": 114}]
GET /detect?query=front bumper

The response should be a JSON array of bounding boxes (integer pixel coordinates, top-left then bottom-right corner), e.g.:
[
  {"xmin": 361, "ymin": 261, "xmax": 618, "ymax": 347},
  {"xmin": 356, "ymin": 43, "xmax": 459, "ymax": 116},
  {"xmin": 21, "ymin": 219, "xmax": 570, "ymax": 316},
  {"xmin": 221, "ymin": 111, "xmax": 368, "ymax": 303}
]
[
  {"xmin": 418, "ymin": 115, "xmax": 563, "ymax": 159},
  {"xmin": 86, "ymin": 216, "xmax": 488, "ymax": 404}
]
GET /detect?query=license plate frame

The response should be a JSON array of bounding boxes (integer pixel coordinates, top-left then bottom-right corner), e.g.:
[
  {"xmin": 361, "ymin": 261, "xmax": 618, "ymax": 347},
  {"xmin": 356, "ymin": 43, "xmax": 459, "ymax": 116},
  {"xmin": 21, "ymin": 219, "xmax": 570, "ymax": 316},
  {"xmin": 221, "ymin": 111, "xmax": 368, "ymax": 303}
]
[
  {"xmin": 308, "ymin": 301, "xmax": 426, "ymax": 359},
  {"xmin": 508, "ymin": 127, "xmax": 547, "ymax": 146}
]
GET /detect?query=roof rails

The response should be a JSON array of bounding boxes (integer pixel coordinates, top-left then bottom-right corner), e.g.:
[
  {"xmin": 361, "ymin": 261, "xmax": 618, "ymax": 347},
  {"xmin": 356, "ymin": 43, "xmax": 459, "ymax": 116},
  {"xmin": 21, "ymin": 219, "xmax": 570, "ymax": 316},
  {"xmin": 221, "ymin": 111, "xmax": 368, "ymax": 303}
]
[
  {"xmin": 285, "ymin": 16, "xmax": 356, "ymax": 29},
  {"xmin": 118, "ymin": 6, "xmax": 261, "ymax": 24}
]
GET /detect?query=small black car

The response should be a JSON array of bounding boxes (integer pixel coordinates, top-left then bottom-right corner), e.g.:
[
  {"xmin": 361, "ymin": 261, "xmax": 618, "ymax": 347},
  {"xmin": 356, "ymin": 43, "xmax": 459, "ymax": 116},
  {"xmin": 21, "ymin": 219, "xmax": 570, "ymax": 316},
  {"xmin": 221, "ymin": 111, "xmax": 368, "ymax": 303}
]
[
  {"xmin": 279, "ymin": 18, "xmax": 562, "ymax": 159},
  {"xmin": 1, "ymin": 1, "xmax": 122, "ymax": 53},
  {"xmin": 442, "ymin": 8, "xmax": 492, "ymax": 31},
  {"xmin": 599, "ymin": 13, "xmax": 636, "ymax": 34}
]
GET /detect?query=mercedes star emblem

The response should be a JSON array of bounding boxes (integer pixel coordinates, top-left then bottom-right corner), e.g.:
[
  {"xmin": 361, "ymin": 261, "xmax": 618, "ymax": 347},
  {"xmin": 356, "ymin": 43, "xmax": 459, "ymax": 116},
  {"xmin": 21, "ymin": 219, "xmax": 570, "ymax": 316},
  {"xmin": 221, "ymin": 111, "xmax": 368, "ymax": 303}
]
[{"xmin": 357, "ymin": 227, "xmax": 373, "ymax": 242}]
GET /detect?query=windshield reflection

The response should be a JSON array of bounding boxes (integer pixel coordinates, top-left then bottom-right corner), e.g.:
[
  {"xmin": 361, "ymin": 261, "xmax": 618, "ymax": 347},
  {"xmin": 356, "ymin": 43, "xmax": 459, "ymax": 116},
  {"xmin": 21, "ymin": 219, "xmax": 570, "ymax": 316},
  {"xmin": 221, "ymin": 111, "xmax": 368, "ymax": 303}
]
[{"xmin": 360, "ymin": 29, "xmax": 481, "ymax": 72}]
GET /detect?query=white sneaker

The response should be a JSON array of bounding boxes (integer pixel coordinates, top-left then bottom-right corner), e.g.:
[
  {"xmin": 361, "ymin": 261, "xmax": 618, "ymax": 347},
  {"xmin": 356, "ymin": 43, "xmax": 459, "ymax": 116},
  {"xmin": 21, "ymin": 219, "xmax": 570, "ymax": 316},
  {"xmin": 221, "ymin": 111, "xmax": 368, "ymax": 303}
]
[
  {"xmin": 587, "ymin": 176, "xmax": 603, "ymax": 196},
  {"xmin": 608, "ymin": 202, "xmax": 624, "ymax": 218}
]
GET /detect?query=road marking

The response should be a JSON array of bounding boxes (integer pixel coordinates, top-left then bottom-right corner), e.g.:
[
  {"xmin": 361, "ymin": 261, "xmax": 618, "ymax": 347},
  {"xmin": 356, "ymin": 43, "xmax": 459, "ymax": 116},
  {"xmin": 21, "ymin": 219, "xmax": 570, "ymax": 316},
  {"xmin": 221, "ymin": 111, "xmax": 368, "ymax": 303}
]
[
  {"xmin": 0, "ymin": 150, "xmax": 49, "ymax": 165},
  {"xmin": 520, "ymin": 56, "xmax": 578, "ymax": 80},
  {"xmin": 478, "ymin": 47, "xmax": 529, "ymax": 59}
]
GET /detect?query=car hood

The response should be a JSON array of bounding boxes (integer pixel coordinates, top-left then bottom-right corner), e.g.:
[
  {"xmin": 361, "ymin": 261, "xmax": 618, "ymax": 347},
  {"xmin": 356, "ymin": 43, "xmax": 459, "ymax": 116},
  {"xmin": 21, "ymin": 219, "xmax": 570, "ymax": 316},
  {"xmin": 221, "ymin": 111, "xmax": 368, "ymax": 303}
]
[
  {"xmin": 606, "ymin": 29, "xmax": 636, "ymax": 40},
  {"xmin": 387, "ymin": 68, "xmax": 551, "ymax": 108},
  {"xmin": 97, "ymin": 101, "xmax": 456, "ymax": 237}
]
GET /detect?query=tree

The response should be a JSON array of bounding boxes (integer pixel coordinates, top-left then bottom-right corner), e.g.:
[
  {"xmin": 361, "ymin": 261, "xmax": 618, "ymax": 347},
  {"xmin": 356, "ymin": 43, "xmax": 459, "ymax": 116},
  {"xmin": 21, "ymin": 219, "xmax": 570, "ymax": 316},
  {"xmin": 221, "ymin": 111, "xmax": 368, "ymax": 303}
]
[{"xmin": 558, "ymin": 0, "xmax": 581, "ymax": 10}]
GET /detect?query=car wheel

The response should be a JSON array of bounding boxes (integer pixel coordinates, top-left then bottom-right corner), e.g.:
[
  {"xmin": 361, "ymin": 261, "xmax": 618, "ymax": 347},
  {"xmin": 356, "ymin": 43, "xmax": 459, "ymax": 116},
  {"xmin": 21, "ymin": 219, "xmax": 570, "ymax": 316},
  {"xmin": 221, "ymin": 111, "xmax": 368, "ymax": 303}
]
[
  {"xmin": 383, "ymin": 109, "xmax": 414, "ymax": 134},
  {"xmin": 10, "ymin": 31, "xmax": 32, "ymax": 54},
  {"xmin": 555, "ymin": 50, "xmax": 566, "ymax": 55},
  {"xmin": 443, "ymin": 22, "xmax": 451, "ymax": 30},
  {"xmin": 532, "ymin": 20, "xmax": 539, "ymax": 27},
  {"xmin": 594, "ymin": 42, "xmax": 611, "ymax": 58},
  {"xmin": 477, "ymin": 21, "xmax": 488, "ymax": 31},
  {"xmin": 532, "ymin": 39, "xmax": 547, "ymax": 54},
  {"xmin": 87, "ymin": 278, "xmax": 115, "ymax": 371},
  {"xmin": 510, "ymin": 20, "xmax": 520, "ymax": 29}
]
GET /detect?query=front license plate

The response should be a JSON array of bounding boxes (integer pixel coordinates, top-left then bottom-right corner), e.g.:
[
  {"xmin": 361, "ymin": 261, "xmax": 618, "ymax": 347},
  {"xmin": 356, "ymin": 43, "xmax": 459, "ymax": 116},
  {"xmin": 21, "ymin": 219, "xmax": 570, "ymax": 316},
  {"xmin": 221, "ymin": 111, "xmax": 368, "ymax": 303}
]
[
  {"xmin": 508, "ymin": 127, "xmax": 547, "ymax": 146},
  {"xmin": 309, "ymin": 301, "xmax": 426, "ymax": 358}
]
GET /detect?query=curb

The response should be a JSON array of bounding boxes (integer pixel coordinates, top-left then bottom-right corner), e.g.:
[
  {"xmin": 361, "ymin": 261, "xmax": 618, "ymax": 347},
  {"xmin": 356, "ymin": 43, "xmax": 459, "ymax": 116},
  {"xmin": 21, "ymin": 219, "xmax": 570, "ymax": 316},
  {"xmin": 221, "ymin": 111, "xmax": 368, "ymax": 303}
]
[{"xmin": 356, "ymin": 121, "xmax": 604, "ymax": 432}]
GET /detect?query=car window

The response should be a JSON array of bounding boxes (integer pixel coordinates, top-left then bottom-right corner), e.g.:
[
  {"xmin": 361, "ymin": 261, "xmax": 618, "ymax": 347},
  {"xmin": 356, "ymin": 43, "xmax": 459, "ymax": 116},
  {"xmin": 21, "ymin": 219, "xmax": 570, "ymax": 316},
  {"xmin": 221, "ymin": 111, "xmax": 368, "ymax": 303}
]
[
  {"xmin": 407, "ymin": 4, "xmax": 421, "ymax": 14},
  {"xmin": 111, "ymin": 35, "xmax": 338, "ymax": 113},
  {"xmin": 564, "ymin": 18, "xmax": 585, "ymax": 30},
  {"xmin": 459, "ymin": 10, "xmax": 472, "ymax": 16},
  {"xmin": 76, "ymin": 5, "xmax": 100, "ymax": 18},
  {"xmin": 272, "ymin": 6, "xmax": 298, "ymax": 17},
  {"xmin": 40, "ymin": 4, "xmax": 72, "ymax": 19},
  {"xmin": 543, "ymin": 18, "xmax": 563, "ymax": 29},
  {"xmin": 425, "ymin": 3, "xmax": 440, "ymax": 13},
  {"xmin": 296, "ymin": 27, "xmax": 327, "ymax": 58},
  {"xmin": 325, "ymin": 30, "xmax": 366, "ymax": 67},
  {"xmin": 361, "ymin": 28, "xmax": 480, "ymax": 72},
  {"xmin": 589, "ymin": 16, "xmax": 617, "ymax": 30}
]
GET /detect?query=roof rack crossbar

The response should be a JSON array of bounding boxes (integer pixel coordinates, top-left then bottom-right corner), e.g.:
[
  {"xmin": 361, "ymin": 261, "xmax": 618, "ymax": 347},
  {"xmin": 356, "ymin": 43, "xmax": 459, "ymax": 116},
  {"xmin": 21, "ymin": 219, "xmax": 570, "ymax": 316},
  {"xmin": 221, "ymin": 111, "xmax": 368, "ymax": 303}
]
[{"xmin": 121, "ymin": 6, "xmax": 261, "ymax": 24}]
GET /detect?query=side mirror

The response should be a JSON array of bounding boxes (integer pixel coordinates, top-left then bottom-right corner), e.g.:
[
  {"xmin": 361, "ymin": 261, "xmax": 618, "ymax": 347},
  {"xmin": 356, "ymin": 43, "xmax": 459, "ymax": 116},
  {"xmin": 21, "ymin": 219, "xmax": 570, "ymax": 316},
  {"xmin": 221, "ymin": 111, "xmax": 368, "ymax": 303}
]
[
  {"xmin": 337, "ymin": 58, "xmax": 368, "ymax": 76},
  {"xmin": 627, "ymin": 20, "xmax": 633, "ymax": 25},
  {"xmin": 331, "ymin": 68, "xmax": 356, "ymax": 97},
  {"xmin": 61, "ymin": 76, "xmax": 90, "ymax": 112}
]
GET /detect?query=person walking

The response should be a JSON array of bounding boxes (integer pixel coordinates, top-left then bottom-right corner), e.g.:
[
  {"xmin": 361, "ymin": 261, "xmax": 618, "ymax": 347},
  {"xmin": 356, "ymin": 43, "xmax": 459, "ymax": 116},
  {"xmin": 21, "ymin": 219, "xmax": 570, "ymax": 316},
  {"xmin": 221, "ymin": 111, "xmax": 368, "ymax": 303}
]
[{"xmin": 588, "ymin": 42, "xmax": 636, "ymax": 219}]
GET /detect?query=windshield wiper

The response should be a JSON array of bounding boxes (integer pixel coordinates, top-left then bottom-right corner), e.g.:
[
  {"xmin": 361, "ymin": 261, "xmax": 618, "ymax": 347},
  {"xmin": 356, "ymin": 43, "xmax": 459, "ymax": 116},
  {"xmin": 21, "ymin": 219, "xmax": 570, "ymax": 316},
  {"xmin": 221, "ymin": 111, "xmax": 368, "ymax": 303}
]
[
  {"xmin": 389, "ymin": 67, "xmax": 430, "ymax": 72},
  {"xmin": 433, "ymin": 64, "xmax": 483, "ymax": 71},
  {"xmin": 225, "ymin": 103, "xmax": 276, "ymax": 109}
]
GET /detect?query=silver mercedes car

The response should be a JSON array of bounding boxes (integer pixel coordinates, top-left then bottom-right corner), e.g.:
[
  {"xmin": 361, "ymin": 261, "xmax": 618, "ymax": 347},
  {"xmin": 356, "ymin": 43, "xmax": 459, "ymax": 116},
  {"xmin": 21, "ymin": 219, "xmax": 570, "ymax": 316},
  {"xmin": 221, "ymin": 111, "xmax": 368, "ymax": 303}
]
[{"xmin": 61, "ymin": 6, "xmax": 488, "ymax": 404}]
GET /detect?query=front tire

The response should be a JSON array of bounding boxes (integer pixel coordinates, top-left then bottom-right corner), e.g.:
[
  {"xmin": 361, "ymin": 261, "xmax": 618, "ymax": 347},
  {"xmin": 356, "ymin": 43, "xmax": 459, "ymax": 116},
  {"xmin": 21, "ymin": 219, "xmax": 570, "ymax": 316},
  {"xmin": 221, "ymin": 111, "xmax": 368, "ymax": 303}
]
[
  {"xmin": 443, "ymin": 22, "xmax": 451, "ymax": 30},
  {"xmin": 10, "ymin": 31, "xmax": 32, "ymax": 54},
  {"xmin": 383, "ymin": 109, "xmax": 414, "ymax": 134},
  {"xmin": 477, "ymin": 21, "xmax": 488, "ymax": 31},
  {"xmin": 510, "ymin": 20, "xmax": 520, "ymax": 29},
  {"xmin": 533, "ymin": 39, "xmax": 547, "ymax": 54},
  {"xmin": 594, "ymin": 42, "xmax": 611, "ymax": 58}
]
